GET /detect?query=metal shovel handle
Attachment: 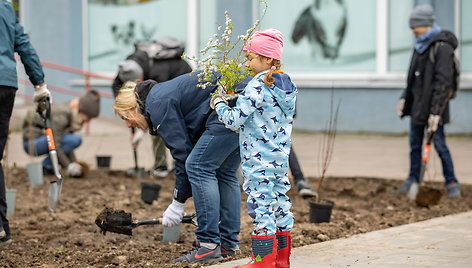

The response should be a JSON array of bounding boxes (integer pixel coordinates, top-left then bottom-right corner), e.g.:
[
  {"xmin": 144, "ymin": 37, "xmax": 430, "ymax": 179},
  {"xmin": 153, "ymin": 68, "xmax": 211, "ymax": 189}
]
[
  {"xmin": 132, "ymin": 212, "xmax": 198, "ymax": 228},
  {"xmin": 38, "ymin": 98, "xmax": 64, "ymax": 211}
]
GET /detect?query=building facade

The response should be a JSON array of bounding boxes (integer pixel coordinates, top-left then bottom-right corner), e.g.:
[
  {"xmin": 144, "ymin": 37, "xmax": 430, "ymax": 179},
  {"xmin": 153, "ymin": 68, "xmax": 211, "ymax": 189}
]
[{"xmin": 16, "ymin": 0, "xmax": 472, "ymax": 134}]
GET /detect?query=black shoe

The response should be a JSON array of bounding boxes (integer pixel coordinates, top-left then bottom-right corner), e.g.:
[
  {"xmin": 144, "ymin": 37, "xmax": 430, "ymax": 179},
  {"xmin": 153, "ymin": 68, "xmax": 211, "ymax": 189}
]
[
  {"xmin": 221, "ymin": 244, "xmax": 240, "ymax": 258},
  {"xmin": 0, "ymin": 230, "xmax": 12, "ymax": 246},
  {"xmin": 171, "ymin": 243, "xmax": 223, "ymax": 263}
]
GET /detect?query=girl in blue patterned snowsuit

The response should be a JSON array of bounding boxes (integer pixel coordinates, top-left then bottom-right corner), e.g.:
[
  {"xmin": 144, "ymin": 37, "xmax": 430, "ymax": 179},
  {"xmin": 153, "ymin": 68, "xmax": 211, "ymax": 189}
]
[{"xmin": 211, "ymin": 29, "xmax": 296, "ymax": 268}]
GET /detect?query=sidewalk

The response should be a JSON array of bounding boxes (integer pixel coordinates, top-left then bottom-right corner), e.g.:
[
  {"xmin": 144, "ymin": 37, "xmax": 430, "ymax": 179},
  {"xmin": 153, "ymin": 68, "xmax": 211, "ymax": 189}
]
[
  {"xmin": 7, "ymin": 109, "xmax": 472, "ymax": 185},
  {"xmin": 209, "ymin": 211, "xmax": 472, "ymax": 268}
]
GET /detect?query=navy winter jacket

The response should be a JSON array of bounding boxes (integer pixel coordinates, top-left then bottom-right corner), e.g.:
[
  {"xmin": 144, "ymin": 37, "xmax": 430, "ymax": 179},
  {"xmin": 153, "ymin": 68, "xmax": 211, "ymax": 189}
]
[
  {"xmin": 0, "ymin": 0, "xmax": 44, "ymax": 88},
  {"xmin": 143, "ymin": 73, "xmax": 216, "ymax": 202}
]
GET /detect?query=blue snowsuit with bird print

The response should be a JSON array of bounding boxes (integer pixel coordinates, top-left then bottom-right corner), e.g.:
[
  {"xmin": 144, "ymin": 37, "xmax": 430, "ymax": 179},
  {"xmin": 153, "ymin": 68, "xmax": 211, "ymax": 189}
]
[{"xmin": 215, "ymin": 70, "xmax": 297, "ymax": 235}]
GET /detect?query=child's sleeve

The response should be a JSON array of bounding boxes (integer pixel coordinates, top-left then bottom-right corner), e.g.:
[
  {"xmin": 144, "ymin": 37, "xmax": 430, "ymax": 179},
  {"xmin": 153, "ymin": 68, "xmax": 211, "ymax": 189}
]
[{"xmin": 215, "ymin": 80, "xmax": 264, "ymax": 131}]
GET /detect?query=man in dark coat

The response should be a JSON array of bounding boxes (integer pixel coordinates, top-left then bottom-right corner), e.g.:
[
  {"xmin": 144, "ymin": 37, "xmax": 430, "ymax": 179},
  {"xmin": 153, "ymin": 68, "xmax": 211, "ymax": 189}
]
[{"xmin": 395, "ymin": 4, "xmax": 460, "ymax": 198}]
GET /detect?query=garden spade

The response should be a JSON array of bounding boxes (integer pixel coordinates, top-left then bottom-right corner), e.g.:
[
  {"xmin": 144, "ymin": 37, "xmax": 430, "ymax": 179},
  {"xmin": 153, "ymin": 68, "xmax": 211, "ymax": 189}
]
[
  {"xmin": 37, "ymin": 98, "xmax": 64, "ymax": 212},
  {"xmin": 408, "ymin": 130, "xmax": 442, "ymax": 206},
  {"xmin": 95, "ymin": 207, "xmax": 197, "ymax": 237}
]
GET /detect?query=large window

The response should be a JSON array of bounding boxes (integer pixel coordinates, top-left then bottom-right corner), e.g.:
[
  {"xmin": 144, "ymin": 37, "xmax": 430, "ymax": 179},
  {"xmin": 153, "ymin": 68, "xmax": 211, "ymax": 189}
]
[
  {"xmin": 88, "ymin": 0, "xmax": 187, "ymax": 73},
  {"xmin": 258, "ymin": 0, "xmax": 377, "ymax": 73},
  {"xmin": 461, "ymin": 0, "xmax": 472, "ymax": 72},
  {"xmin": 388, "ymin": 0, "xmax": 414, "ymax": 72}
]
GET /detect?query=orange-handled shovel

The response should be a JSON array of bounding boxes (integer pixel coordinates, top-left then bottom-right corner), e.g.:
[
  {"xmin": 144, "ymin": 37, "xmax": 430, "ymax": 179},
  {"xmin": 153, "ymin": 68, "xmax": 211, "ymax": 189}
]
[{"xmin": 37, "ymin": 98, "xmax": 63, "ymax": 212}]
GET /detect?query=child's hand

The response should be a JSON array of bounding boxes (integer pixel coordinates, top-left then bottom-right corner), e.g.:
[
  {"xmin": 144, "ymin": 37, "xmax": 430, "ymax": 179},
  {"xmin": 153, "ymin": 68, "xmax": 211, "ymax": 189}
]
[{"xmin": 210, "ymin": 94, "xmax": 228, "ymax": 109}]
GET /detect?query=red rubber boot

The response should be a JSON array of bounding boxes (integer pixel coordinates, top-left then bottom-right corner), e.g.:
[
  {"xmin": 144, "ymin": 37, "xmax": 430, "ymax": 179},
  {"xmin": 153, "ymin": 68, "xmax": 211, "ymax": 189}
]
[
  {"xmin": 275, "ymin": 231, "xmax": 291, "ymax": 268},
  {"xmin": 234, "ymin": 233, "xmax": 278, "ymax": 268}
]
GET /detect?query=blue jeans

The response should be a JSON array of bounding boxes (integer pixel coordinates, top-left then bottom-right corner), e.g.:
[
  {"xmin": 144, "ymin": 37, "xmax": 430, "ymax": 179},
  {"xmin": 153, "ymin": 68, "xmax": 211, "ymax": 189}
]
[
  {"xmin": 408, "ymin": 122, "xmax": 458, "ymax": 185},
  {"xmin": 186, "ymin": 132, "xmax": 241, "ymax": 249},
  {"xmin": 23, "ymin": 133, "xmax": 82, "ymax": 170}
]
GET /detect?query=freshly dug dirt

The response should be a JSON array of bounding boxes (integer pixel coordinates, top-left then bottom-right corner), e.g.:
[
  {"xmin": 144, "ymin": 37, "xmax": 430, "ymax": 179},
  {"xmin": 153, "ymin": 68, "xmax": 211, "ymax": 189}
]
[{"xmin": 1, "ymin": 168, "xmax": 471, "ymax": 267}]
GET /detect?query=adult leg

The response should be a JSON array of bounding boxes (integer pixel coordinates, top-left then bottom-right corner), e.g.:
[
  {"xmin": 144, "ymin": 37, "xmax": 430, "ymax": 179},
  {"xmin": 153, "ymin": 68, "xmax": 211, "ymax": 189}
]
[
  {"xmin": 407, "ymin": 122, "xmax": 425, "ymax": 183},
  {"xmin": 60, "ymin": 133, "xmax": 82, "ymax": 154},
  {"xmin": 174, "ymin": 134, "xmax": 238, "ymax": 263},
  {"xmin": 433, "ymin": 125, "xmax": 460, "ymax": 197},
  {"xmin": 290, "ymin": 147, "xmax": 317, "ymax": 198},
  {"xmin": 186, "ymin": 133, "xmax": 239, "ymax": 245},
  {"xmin": 23, "ymin": 134, "xmax": 81, "ymax": 171},
  {"xmin": 216, "ymin": 142, "xmax": 241, "ymax": 252},
  {"xmin": 0, "ymin": 86, "xmax": 17, "ymax": 241},
  {"xmin": 151, "ymin": 135, "xmax": 168, "ymax": 177},
  {"xmin": 396, "ymin": 121, "xmax": 424, "ymax": 193}
]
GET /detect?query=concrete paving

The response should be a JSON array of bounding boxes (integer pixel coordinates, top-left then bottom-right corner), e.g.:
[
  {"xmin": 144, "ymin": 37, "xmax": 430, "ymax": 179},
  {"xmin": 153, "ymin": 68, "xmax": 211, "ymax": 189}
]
[
  {"xmin": 6, "ymin": 103, "xmax": 472, "ymax": 268},
  {"xmin": 210, "ymin": 211, "xmax": 472, "ymax": 268},
  {"xmin": 6, "ymin": 103, "xmax": 472, "ymax": 185}
]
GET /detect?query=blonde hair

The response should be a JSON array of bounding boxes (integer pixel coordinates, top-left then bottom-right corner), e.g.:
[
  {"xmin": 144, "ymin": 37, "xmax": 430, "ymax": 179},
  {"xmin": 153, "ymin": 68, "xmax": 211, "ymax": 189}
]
[{"xmin": 113, "ymin": 81, "xmax": 142, "ymax": 121}]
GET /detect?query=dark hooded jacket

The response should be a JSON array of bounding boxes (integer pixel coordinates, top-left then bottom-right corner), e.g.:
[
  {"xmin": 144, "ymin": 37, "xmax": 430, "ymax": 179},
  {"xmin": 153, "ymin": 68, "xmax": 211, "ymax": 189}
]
[
  {"xmin": 401, "ymin": 30, "xmax": 458, "ymax": 125},
  {"xmin": 111, "ymin": 50, "xmax": 192, "ymax": 97}
]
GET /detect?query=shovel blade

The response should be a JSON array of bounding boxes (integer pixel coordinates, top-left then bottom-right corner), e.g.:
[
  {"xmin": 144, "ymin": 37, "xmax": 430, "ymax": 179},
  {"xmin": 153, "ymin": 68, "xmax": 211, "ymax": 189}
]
[
  {"xmin": 407, "ymin": 182, "xmax": 419, "ymax": 200},
  {"xmin": 162, "ymin": 225, "xmax": 182, "ymax": 242},
  {"xmin": 48, "ymin": 181, "xmax": 60, "ymax": 212}
]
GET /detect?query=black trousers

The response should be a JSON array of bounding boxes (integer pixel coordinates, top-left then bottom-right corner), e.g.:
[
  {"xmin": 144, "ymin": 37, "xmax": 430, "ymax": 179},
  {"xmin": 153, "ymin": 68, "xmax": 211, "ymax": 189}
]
[
  {"xmin": 289, "ymin": 147, "xmax": 305, "ymax": 184},
  {"xmin": 0, "ymin": 86, "xmax": 16, "ymax": 237}
]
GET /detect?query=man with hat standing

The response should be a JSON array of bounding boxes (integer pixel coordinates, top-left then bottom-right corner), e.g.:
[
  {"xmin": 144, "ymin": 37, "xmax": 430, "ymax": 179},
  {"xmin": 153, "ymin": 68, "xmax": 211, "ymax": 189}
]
[
  {"xmin": 22, "ymin": 90, "xmax": 101, "ymax": 178},
  {"xmin": 395, "ymin": 4, "xmax": 461, "ymax": 198}
]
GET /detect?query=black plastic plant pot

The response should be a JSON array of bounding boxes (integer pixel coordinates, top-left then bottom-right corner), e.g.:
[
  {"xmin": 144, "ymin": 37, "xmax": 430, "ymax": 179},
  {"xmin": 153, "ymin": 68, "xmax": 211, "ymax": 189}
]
[
  {"xmin": 141, "ymin": 182, "xmax": 161, "ymax": 205},
  {"xmin": 309, "ymin": 199, "xmax": 335, "ymax": 223},
  {"xmin": 96, "ymin": 155, "xmax": 112, "ymax": 169}
]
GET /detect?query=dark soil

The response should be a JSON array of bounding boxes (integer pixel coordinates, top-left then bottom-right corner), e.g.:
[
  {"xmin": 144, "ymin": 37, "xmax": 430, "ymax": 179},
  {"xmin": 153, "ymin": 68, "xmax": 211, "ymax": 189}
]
[{"xmin": 1, "ymin": 168, "xmax": 471, "ymax": 267}]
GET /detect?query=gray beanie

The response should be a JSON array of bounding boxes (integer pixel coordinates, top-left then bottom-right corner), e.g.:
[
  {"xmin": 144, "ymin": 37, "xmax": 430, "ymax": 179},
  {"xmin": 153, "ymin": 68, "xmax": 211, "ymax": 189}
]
[
  {"xmin": 79, "ymin": 89, "xmax": 100, "ymax": 119},
  {"xmin": 118, "ymin": 59, "xmax": 144, "ymax": 82},
  {"xmin": 409, "ymin": 4, "xmax": 435, "ymax": 28}
]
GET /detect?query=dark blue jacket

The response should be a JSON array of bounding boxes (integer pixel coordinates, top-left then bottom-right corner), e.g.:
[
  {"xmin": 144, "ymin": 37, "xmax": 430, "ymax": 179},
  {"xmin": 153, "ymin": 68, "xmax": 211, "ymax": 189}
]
[
  {"xmin": 0, "ymin": 0, "xmax": 44, "ymax": 88},
  {"xmin": 144, "ymin": 73, "xmax": 216, "ymax": 202},
  {"xmin": 142, "ymin": 73, "xmax": 249, "ymax": 202}
]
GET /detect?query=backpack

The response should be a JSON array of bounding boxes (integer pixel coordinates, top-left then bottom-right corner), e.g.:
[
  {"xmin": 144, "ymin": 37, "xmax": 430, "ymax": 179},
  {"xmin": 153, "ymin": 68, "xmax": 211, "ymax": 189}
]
[
  {"xmin": 134, "ymin": 36, "xmax": 185, "ymax": 60},
  {"xmin": 429, "ymin": 41, "xmax": 460, "ymax": 99}
]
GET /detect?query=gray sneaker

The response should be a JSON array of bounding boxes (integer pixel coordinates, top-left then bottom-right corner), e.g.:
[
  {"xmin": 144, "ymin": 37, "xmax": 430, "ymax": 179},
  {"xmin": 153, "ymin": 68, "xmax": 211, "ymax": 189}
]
[
  {"xmin": 152, "ymin": 167, "xmax": 170, "ymax": 179},
  {"xmin": 0, "ymin": 237, "xmax": 12, "ymax": 246},
  {"xmin": 395, "ymin": 180, "xmax": 413, "ymax": 194},
  {"xmin": 0, "ymin": 229, "xmax": 12, "ymax": 246},
  {"xmin": 171, "ymin": 244, "xmax": 223, "ymax": 263},
  {"xmin": 297, "ymin": 180, "xmax": 318, "ymax": 198},
  {"xmin": 446, "ymin": 182, "xmax": 461, "ymax": 198},
  {"xmin": 221, "ymin": 244, "xmax": 240, "ymax": 258}
]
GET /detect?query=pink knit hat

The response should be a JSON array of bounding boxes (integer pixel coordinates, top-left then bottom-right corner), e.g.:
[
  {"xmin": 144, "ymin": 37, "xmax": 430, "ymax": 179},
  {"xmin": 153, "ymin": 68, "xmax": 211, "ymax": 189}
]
[{"xmin": 243, "ymin": 29, "xmax": 284, "ymax": 60}]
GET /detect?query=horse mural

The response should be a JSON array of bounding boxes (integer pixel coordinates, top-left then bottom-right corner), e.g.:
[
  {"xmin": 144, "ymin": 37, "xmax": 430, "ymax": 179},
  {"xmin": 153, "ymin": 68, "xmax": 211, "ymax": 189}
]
[{"xmin": 292, "ymin": 0, "xmax": 348, "ymax": 60}]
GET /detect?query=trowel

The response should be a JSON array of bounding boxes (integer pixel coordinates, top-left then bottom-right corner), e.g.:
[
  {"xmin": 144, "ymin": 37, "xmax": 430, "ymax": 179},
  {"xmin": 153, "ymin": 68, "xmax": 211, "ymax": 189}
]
[
  {"xmin": 95, "ymin": 207, "xmax": 197, "ymax": 241},
  {"xmin": 37, "ymin": 98, "xmax": 64, "ymax": 212}
]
